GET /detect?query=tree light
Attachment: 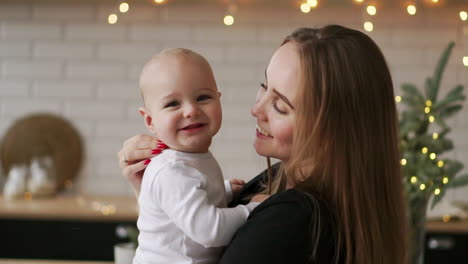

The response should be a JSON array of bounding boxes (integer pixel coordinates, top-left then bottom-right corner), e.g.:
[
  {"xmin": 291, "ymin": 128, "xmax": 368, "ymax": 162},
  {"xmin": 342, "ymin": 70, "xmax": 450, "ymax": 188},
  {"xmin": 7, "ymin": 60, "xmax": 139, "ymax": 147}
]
[
  {"xmin": 429, "ymin": 115, "xmax": 435, "ymax": 123},
  {"xmin": 463, "ymin": 56, "xmax": 468, "ymax": 67},
  {"xmin": 401, "ymin": 159, "xmax": 407, "ymax": 166},
  {"xmin": 460, "ymin": 11, "xmax": 468, "ymax": 21},
  {"xmin": 395, "ymin": 96, "xmax": 402, "ymax": 103},
  {"xmin": 430, "ymin": 153, "xmax": 437, "ymax": 160},
  {"xmin": 154, "ymin": 0, "xmax": 166, "ymax": 4},
  {"xmin": 426, "ymin": 100, "xmax": 432, "ymax": 107},
  {"xmin": 443, "ymin": 177, "xmax": 449, "ymax": 184},
  {"xmin": 433, "ymin": 133, "xmax": 439, "ymax": 139},
  {"xmin": 411, "ymin": 176, "xmax": 418, "ymax": 184},
  {"xmin": 364, "ymin": 21, "xmax": 373, "ymax": 32},
  {"xmin": 422, "ymin": 147, "xmax": 428, "ymax": 154},
  {"xmin": 434, "ymin": 188, "xmax": 441, "ymax": 195},
  {"xmin": 425, "ymin": 107, "xmax": 431, "ymax": 114},
  {"xmin": 108, "ymin": 14, "xmax": 118, "ymax": 24},
  {"xmin": 307, "ymin": 0, "xmax": 318, "ymax": 8},
  {"xmin": 367, "ymin": 5, "xmax": 377, "ymax": 16},
  {"xmin": 437, "ymin": 160, "xmax": 444, "ymax": 168},
  {"xmin": 224, "ymin": 15, "xmax": 234, "ymax": 26},
  {"xmin": 300, "ymin": 3, "xmax": 311, "ymax": 13},
  {"xmin": 407, "ymin": 5, "xmax": 417, "ymax": 15},
  {"xmin": 119, "ymin": 2, "xmax": 129, "ymax": 13},
  {"xmin": 420, "ymin": 184, "xmax": 426, "ymax": 190}
]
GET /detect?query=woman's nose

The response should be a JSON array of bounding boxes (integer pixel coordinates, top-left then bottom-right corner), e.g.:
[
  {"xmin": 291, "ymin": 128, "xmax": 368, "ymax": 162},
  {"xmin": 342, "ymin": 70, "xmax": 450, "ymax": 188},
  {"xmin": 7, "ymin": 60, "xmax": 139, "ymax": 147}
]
[{"xmin": 251, "ymin": 97, "xmax": 266, "ymax": 120}]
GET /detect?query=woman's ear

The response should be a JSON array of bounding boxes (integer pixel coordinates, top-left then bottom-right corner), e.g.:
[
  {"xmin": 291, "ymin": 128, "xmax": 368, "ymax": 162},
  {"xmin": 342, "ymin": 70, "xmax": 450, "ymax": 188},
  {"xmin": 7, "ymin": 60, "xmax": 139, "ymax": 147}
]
[{"xmin": 139, "ymin": 107, "xmax": 156, "ymax": 134}]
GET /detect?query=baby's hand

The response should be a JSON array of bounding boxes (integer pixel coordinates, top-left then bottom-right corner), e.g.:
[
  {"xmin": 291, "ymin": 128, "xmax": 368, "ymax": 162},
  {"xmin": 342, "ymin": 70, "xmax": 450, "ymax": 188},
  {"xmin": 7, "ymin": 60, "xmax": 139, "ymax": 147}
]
[
  {"xmin": 251, "ymin": 194, "xmax": 270, "ymax": 203},
  {"xmin": 229, "ymin": 178, "xmax": 245, "ymax": 198}
]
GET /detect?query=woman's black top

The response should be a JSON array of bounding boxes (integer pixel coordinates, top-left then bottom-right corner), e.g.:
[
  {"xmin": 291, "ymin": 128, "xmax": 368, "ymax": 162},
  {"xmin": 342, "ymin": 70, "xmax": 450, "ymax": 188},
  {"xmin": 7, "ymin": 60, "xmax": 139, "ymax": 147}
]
[{"xmin": 219, "ymin": 164, "xmax": 340, "ymax": 264}]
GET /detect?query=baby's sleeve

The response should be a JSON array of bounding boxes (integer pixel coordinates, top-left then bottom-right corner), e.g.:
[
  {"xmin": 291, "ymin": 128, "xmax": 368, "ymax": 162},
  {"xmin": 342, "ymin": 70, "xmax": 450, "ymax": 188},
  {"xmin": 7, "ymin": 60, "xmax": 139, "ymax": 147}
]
[{"xmin": 152, "ymin": 161, "xmax": 259, "ymax": 248}]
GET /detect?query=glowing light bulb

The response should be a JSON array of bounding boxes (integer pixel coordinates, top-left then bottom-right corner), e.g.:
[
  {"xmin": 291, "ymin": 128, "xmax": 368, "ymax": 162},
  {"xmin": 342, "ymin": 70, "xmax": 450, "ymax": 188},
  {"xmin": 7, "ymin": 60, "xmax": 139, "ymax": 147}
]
[
  {"xmin": 354, "ymin": 0, "xmax": 364, "ymax": 3},
  {"xmin": 422, "ymin": 147, "xmax": 428, "ymax": 154},
  {"xmin": 224, "ymin": 15, "xmax": 234, "ymax": 26},
  {"xmin": 300, "ymin": 3, "xmax": 311, "ymax": 13},
  {"xmin": 437, "ymin": 160, "xmax": 444, "ymax": 168},
  {"xmin": 463, "ymin": 56, "xmax": 468, "ymax": 67},
  {"xmin": 364, "ymin": 21, "xmax": 373, "ymax": 32},
  {"xmin": 434, "ymin": 188, "xmax": 441, "ymax": 195},
  {"xmin": 395, "ymin": 96, "xmax": 402, "ymax": 103},
  {"xmin": 407, "ymin": 5, "xmax": 417, "ymax": 15},
  {"xmin": 108, "ymin": 14, "xmax": 118, "ymax": 24},
  {"xmin": 425, "ymin": 107, "xmax": 431, "ymax": 114},
  {"xmin": 119, "ymin": 2, "xmax": 129, "ymax": 13},
  {"xmin": 411, "ymin": 176, "xmax": 418, "ymax": 184},
  {"xmin": 420, "ymin": 184, "xmax": 426, "ymax": 190},
  {"xmin": 460, "ymin": 11, "xmax": 468, "ymax": 21},
  {"xmin": 426, "ymin": 100, "xmax": 432, "ymax": 107},
  {"xmin": 432, "ymin": 0, "xmax": 439, "ymax": 3},
  {"xmin": 154, "ymin": 0, "xmax": 166, "ymax": 4},
  {"xmin": 429, "ymin": 115, "xmax": 435, "ymax": 123},
  {"xmin": 367, "ymin": 5, "xmax": 377, "ymax": 16},
  {"xmin": 433, "ymin": 133, "xmax": 439, "ymax": 139},
  {"xmin": 443, "ymin": 177, "xmax": 449, "ymax": 184},
  {"xmin": 430, "ymin": 153, "xmax": 437, "ymax": 160},
  {"xmin": 400, "ymin": 159, "xmax": 407, "ymax": 166},
  {"xmin": 307, "ymin": 0, "xmax": 318, "ymax": 8}
]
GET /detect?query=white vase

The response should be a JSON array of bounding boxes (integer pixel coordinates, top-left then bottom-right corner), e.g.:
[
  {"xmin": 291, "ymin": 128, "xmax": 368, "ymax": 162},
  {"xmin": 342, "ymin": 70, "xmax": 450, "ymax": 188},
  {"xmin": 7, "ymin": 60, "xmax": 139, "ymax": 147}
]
[{"xmin": 114, "ymin": 242, "xmax": 136, "ymax": 264}]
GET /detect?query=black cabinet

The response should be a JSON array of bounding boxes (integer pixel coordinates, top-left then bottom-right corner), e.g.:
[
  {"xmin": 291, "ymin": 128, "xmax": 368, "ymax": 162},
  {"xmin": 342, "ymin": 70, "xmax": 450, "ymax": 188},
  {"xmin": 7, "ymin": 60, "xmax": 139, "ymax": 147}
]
[
  {"xmin": 0, "ymin": 219, "xmax": 135, "ymax": 261},
  {"xmin": 425, "ymin": 232, "xmax": 468, "ymax": 264}
]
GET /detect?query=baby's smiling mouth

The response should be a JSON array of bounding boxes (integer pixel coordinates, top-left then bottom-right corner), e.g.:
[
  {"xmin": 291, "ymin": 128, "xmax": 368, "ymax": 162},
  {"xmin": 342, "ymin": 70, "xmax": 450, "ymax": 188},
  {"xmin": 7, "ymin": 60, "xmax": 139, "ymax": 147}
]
[{"xmin": 178, "ymin": 123, "xmax": 206, "ymax": 131}]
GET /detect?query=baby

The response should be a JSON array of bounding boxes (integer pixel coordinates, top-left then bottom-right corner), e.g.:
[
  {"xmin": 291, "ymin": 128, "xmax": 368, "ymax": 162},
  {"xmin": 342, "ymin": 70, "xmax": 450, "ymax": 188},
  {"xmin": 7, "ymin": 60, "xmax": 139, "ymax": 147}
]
[{"xmin": 134, "ymin": 48, "xmax": 259, "ymax": 264}]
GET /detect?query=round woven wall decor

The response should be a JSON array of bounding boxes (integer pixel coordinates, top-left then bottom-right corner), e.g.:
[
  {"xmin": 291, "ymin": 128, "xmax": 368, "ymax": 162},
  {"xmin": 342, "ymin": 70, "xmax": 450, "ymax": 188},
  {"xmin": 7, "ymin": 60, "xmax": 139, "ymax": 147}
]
[{"xmin": 0, "ymin": 113, "xmax": 84, "ymax": 191}]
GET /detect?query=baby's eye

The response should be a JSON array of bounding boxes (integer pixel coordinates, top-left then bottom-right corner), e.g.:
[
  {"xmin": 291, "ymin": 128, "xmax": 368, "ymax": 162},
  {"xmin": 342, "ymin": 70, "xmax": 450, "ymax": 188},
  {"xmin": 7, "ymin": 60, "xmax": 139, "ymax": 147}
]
[
  {"xmin": 164, "ymin": 101, "xmax": 179, "ymax": 108},
  {"xmin": 197, "ymin": 95, "xmax": 212, "ymax": 101}
]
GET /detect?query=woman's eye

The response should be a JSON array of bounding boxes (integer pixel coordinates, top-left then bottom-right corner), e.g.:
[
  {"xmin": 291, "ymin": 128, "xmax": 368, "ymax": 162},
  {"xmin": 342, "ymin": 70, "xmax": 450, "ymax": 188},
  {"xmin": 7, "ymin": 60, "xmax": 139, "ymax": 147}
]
[
  {"xmin": 197, "ymin": 94, "xmax": 211, "ymax": 101},
  {"xmin": 273, "ymin": 101, "xmax": 287, "ymax": 114},
  {"xmin": 164, "ymin": 101, "xmax": 179, "ymax": 108}
]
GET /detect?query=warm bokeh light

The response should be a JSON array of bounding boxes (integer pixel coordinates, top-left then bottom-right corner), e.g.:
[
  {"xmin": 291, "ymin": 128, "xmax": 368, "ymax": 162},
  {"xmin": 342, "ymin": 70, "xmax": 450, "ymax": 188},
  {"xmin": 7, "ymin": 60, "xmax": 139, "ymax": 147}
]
[
  {"xmin": 354, "ymin": 0, "xmax": 364, "ymax": 3},
  {"xmin": 154, "ymin": 0, "xmax": 166, "ymax": 4},
  {"xmin": 430, "ymin": 153, "xmax": 437, "ymax": 160},
  {"xmin": 307, "ymin": 0, "xmax": 318, "ymax": 8},
  {"xmin": 460, "ymin": 11, "xmax": 468, "ymax": 21},
  {"xmin": 395, "ymin": 95, "xmax": 402, "ymax": 103},
  {"xmin": 364, "ymin": 21, "xmax": 373, "ymax": 32},
  {"xmin": 437, "ymin": 160, "xmax": 445, "ymax": 168},
  {"xmin": 411, "ymin": 176, "xmax": 418, "ymax": 184},
  {"xmin": 407, "ymin": 5, "xmax": 417, "ymax": 15},
  {"xmin": 432, "ymin": 0, "xmax": 439, "ymax": 3},
  {"xmin": 426, "ymin": 100, "xmax": 432, "ymax": 107},
  {"xmin": 300, "ymin": 3, "xmax": 311, "ymax": 13},
  {"xmin": 420, "ymin": 184, "xmax": 426, "ymax": 190},
  {"xmin": 119, "ymin": 2, "xmax": 129, "ymax": 13},
  {"xmin": 224, "ymin": 15, "xmax": 234, "ymax": 26},
  {"xmin": 463, "ymin": 56, "xmax": 468, "ymax": 67},
  {"xmin": 367, "ymin": 5, "xmax": 377, "ymax": 16},
  {"xmin": 443, "ymin": 177, "xmax": 449, "ymax": 184},
  {"xmin": 425, "ymin": 107, "xmax": 431, "ymax": 114},
  {"xmin": 429, "ymin": 115, "xmax": 435, "ymax": 123},
  {"xmin": 401, "ymin": 159, "xmax": 407, "ymax": 166},
  {"xmin": 422, "ymin": 147, "xmax": 428, "ymax": 154},
  {"xmin": 108, "ymin": 14, "xmax": 118, "ymax": 24},
  {"xmin": 434, "ymin": 188, "xmax": 441, "ymax": 195}
]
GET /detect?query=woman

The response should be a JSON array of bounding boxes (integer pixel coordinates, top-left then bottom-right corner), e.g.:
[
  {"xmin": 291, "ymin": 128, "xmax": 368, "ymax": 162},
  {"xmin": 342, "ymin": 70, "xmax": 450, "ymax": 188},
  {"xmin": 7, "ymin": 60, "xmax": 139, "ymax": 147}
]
[{"xmin": 118, "ymin": 25, "xmax": 408, "ymax": 264}]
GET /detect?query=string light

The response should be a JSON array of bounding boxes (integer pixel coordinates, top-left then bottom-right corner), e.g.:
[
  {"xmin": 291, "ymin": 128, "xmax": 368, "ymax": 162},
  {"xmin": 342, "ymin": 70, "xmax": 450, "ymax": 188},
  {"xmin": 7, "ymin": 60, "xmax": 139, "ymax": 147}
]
[
  {"xmin": 426, "ymin": 100, "xmax": 432, "ymax": 107},
  {"xmin": 425, "ymin": 107, "xmax": 431, "ymax": 114},
  {"xmin": 395, "ymin": 96, "xmax": 402, "ymax": 103},
  {"xmin": 407, "ymin": 5, "xmax": 417, "ymax": 15},
  {"xmin": 411, "ymin": 176, "xmax": 418, "ymax": 184},
  {"xmin": 420, "ymin": 184, "xmax": 426, "ymax": 190},
  {"xmin": 430, "ymin": 153, "xmax": 437, "ymax": 160},
  {"xmin": 422, "ymin": 147, "xmax": 428, "ymax": 154},
  {"xmin": 437, "ymin": 160, "xmax": 444, "ymax": 167},
  {"xmin": 429, "ymin": 115, "xmax": 435, "ymax": 123},
  {"xmin": 463, "ymin": 56, "xmax": 468, "ymax": 67},
  {"xmin": 367, "ymin": 5, "xmax": 377, "ymax": 16},
  {"xmin": 460, "ymin": 11, "xmax": 468, "ymax": 21},
  {"xmin": 307, "ymin": 0, "xmax": 318, "ymax": 8},
  {"xmin": 119, "ymin": 2, "xmax": 129, "ymax": 13},
  {"xmin": 224, "ymin": 15, "xmax": 234, "ymax": 26},
  {"xmin": 300, "ymin": 3, "xmax": 311, "ymax": 13},
  {"xmin": 154, "ymin": 0, "xmax": 166, "ymax": 4},
  {"xmin": 443, "ymin": 177, "xmax": 449, "ymax": 184},
  {"xmin": 433, "ymin": 133, "xmax": 439, "ymax": 139},
  {"xmin": 364, "ymin": 21, "xmax": 374, "ymax": 32},
  {"xmin": 434, "ymin": 188, "xmax": 441, "ymax": 195},
  {"xmin": 108, "ymin": 14, "xmax": 118, "ymax": 24},
  {"xmin": 400, "ymin": 158, "xmax": 407, "ymax": 166}
]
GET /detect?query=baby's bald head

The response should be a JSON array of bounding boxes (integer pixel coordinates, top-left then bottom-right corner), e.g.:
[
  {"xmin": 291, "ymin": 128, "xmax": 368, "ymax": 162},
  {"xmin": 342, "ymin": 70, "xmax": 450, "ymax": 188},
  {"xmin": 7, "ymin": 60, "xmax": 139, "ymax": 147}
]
[{"xmin": 139, "ymin": 48, "xmax": 216, "ymax": 107}]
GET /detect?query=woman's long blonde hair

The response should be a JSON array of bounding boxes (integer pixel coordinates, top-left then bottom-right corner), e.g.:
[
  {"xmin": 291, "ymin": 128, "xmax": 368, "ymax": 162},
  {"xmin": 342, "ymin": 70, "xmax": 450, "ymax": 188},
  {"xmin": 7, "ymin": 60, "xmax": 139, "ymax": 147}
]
[{"xmin": 267, "ymin": 25, "xmax": 408, "ymax": 264}]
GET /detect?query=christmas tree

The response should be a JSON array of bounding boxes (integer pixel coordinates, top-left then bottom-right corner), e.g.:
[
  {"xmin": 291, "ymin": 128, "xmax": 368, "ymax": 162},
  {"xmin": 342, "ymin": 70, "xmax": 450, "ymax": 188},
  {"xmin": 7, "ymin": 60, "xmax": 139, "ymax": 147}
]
[{"xmin": 398, "ymin": 42, "xmax": 467, "ymax": 264}]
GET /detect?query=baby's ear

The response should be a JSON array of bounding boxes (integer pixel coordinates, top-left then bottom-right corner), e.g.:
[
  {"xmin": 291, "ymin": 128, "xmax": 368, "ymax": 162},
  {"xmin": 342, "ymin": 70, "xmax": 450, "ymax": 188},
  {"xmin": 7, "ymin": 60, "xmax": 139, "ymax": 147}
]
[{"xmin": 139, "ymin": 107, "xmax": 156, "ymax": 133}]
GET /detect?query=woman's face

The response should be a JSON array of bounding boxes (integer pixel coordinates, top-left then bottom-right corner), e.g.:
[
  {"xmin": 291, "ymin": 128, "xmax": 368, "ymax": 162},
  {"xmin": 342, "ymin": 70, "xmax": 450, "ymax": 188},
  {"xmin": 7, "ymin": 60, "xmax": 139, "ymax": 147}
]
[{"xmin": 251, "ymin": 42, "xmax": 300, "ymax": 162}]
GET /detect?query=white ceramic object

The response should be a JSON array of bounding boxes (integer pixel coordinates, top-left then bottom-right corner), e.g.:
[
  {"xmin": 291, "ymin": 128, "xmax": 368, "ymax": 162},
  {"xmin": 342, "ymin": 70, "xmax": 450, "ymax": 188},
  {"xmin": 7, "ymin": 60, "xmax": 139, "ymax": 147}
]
[
  {"xmin": 28, "ymin": 156, "xmax": 56, "ymax": 196},
  {"xmin": 114, "ymin": 242, "xmax": 136, "ymax": 264},
  {"xmin": 3, "ymin": 164, "xmax": 28, "ymax": 199}
]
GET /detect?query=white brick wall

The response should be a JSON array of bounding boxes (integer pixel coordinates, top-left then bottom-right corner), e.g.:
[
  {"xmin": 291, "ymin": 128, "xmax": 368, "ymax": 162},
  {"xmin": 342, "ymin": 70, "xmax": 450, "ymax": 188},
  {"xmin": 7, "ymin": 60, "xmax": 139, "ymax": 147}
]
[{"xmin": 0, "ymin": 1, "xmax": 467, "ymax": 201}]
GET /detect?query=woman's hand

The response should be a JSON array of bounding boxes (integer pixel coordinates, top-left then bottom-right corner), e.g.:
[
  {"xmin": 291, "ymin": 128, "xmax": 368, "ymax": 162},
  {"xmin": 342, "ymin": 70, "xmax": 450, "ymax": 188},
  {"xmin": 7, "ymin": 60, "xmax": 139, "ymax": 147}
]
[
  {"xmin": 117, "ymin": 134, "xmax": 168, "ymax": 196},
  {"xmin": 251, "ymin": 194, "xmax": 270, "ymax": 203}
]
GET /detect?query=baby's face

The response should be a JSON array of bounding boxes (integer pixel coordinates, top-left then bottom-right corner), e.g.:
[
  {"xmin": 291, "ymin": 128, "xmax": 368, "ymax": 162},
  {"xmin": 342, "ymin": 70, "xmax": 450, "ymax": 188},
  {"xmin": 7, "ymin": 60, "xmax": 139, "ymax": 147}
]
[{"xmin": 141, "ymin": 56, "xmax": 222, "ymax": 153}]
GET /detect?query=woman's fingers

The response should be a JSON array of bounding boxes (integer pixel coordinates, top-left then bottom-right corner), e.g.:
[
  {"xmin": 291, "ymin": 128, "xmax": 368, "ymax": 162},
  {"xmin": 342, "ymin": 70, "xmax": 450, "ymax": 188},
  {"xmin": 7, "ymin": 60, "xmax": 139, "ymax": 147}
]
[{"xmin": 124, "ymin": 133, "xmax": 159, "ymax": 150}]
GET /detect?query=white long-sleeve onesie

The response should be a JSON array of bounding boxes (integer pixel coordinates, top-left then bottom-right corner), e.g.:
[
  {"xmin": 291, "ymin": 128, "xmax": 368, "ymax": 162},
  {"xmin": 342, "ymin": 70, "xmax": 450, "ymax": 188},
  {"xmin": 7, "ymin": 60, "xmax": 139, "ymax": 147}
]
[{"xmin": 133, "ymin": 149, "xmax": 258, "ymax": 264}]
